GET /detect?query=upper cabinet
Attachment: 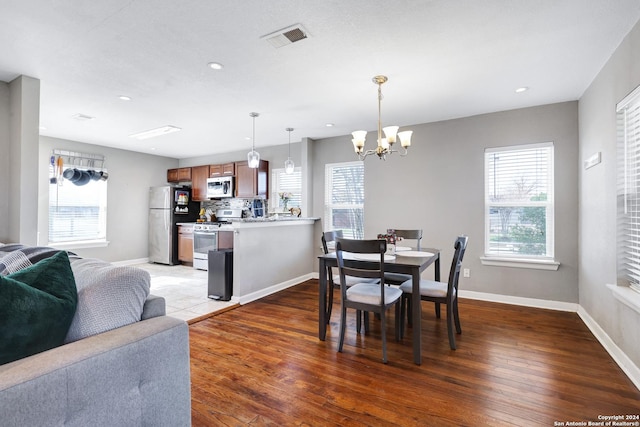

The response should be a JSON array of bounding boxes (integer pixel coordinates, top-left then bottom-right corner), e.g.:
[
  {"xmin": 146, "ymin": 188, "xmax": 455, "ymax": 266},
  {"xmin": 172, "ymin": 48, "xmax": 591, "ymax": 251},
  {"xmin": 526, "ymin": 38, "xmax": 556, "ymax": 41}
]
[
  {"xmin": 167, "ymin": 161, "xmax": 267, "ymax": 199},
  {"xmin": 235, "ymin": 160, "xmax": 269, "ymax": 198},
  {"xmin": 209, "ymin": 162, "xmax": 235, "ymax": 177},
  {"xmin": 167, "ymin": 167, "xmax": 192, "ymax": 183},
  {"xmin": 191, "ymin": 165, "xmax": 210, "ymax": 201}
]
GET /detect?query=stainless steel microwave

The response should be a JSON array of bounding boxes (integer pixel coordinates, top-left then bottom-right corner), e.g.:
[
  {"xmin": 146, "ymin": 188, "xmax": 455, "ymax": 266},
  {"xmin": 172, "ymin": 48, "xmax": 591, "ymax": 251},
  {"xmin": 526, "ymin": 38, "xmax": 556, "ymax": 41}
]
[{"xmin": 206, "ymin": 176, "xmax": 234, "ymax": 198}]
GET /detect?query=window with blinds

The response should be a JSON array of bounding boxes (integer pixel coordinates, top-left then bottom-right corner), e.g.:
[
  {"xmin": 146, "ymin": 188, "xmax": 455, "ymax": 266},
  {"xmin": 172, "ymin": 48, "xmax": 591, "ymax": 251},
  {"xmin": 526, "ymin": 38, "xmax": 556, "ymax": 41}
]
[
  {"xmin": 271, "ymin": 167, "xmax": 302, "ymax": 210},
  {"xmin": 48, "ymin": 152, "xmax": 107, "ymax": 245},
  {"xmin": 484, "ymin": 142, "xmax": 554, "ymax": 258},
  {"xmin": 324, "ymin": 161, "xmax": 364, "ymax": 239},
  {"xmin": 617, "ymin": 84, "xmax": 640, "ymax": 293}
]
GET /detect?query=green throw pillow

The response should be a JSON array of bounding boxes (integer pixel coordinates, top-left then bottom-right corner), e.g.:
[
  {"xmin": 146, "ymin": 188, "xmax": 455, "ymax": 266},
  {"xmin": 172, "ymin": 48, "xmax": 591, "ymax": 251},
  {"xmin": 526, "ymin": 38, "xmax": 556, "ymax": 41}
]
[{"xmin": 0, "ymin": 251, "xmax": 78, "ymax": 365}]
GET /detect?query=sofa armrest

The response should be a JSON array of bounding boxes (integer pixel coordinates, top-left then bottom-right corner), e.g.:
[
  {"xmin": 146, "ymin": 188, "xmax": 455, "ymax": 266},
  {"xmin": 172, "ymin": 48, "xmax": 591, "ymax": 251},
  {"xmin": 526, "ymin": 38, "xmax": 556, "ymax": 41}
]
[
  {"xmin": 0, "ymin": 316, "xmax": 191, "ymax": 427},
  {"xmin": 142, "ymin": 293, "xmax": 166, "ymax": 319}
]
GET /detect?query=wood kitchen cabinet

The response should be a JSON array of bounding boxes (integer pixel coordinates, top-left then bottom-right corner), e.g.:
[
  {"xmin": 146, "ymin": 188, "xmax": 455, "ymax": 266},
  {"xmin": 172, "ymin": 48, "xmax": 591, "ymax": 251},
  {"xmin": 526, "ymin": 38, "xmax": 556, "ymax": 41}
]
[
  {"xmin": 209, "ymin": 162, "xmax": 235, "ymax": 177},
  {"xmin": 235, "ymin": 160, "xmax": 269, "ymax": 198},
  {"xmin": 167, "ymin": 167, "xmax": 192, "ymax": 183},
  {"xmin": 191, "ymin": 165, "xmax": 210, "ymax": 201},
  {"xmin": 177, "ymin": 225, "xmax": 194, "ymax": 263}
]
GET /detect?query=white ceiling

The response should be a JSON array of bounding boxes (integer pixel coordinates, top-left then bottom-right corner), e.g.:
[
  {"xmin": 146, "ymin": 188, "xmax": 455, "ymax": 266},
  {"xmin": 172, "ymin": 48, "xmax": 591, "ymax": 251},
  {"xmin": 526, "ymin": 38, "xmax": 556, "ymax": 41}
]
[{"xmin": 1, "ymin": 0, "xmax": 639, "ymax": 159}]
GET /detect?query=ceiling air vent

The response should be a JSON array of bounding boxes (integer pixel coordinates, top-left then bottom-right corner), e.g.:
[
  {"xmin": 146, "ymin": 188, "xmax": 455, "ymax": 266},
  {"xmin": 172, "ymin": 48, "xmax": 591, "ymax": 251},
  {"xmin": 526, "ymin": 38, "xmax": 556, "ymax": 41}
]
[
  {"xmin": 261, "ymin": 24, "xmax": 309, "ymax": 48},
  {"xmin": 72, "ymin": 113, "xmax": 95, "ymax": 121}
]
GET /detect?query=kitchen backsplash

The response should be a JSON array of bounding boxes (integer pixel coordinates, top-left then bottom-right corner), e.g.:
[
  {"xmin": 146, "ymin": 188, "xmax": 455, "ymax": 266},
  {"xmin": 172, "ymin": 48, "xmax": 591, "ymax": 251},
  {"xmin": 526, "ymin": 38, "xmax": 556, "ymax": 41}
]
[{"xmin": 200, "ymin": 198, "xmax": 267, "ymax": 218}]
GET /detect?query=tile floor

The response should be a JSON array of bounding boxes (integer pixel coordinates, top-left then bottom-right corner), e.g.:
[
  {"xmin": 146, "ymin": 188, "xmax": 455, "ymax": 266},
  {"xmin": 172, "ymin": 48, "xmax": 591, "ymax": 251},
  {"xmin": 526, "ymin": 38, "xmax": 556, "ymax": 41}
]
[{"xmin": 133, "ymin": 262, "xmax": 237, "ymax": 323}]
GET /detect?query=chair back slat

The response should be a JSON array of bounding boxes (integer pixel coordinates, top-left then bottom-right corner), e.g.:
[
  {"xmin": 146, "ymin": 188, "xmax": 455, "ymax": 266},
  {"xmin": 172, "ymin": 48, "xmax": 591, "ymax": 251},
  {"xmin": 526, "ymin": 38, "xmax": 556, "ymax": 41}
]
[
  {"xmin": 448, "ymin": 235, "xmax": 469, "ymax": 294},
  {"xmin": 387, "ymin": 229, "xmax": 423, "ymax": 251},
  {"xmin": 322, "ymin": 230, "xmax": 345, "ymax": 287},
  {"xmin": 321, "ymin": 230, "xmax": 343, "ymax": 254},
  {"xmin": 335, "ymin": 238, "xmax": 387, "ymax": 302}
]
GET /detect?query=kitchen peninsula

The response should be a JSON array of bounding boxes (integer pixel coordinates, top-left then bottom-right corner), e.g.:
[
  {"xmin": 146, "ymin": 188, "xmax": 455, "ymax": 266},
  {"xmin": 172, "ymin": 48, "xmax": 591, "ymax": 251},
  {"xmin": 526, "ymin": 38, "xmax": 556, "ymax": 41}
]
[{"xmin": 230, "ymin": 217, "xmax": 318, "ymax": 303}]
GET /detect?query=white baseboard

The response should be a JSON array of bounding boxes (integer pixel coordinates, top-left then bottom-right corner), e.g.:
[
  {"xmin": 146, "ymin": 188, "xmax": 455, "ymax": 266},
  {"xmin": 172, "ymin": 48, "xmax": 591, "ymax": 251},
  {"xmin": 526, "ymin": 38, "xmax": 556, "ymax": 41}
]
[
  {"xmin": 459, "ymin": 290, "xmax": 579, "ymax": 312},
  {"xmin": 112, "ymin": 257, "xmax": 149, "ymax": 266},
  {"xmin": 577, "ymin": 306, "xmax": 640, "ymax": 391},
  {"xmin": 237, "ymin": 273, "xmax": 315, "ymax": 305}
]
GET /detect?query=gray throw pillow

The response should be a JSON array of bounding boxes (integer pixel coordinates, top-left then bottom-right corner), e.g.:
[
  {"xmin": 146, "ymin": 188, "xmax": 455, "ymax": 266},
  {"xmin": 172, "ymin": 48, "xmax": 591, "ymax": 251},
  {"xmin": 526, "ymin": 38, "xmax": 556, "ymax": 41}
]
[{"xmin": 65, "ymin": 258, "xmax": 150, "ymax": 343}]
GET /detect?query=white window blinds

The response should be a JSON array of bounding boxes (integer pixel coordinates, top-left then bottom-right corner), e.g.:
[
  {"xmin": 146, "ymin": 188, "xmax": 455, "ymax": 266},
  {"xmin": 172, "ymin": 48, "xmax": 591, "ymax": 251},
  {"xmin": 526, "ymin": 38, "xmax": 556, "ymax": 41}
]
[
  {"xmin": 271, "ymin": 167, "xmax": 302, "ymax": 210},
  {"xmin": 484, "ymin": 142, "xmax": 554, "ymax": 258},
  {"xmin": 324, "ymin": 162, "xmax": 364, "ymax": 239},
  {"xmin": 617, "ymin": 84, "xmax": 640, "ymax": 292},
  {"xmin": 48, "ymin": 150, "xmax": 108, "ymax": 245}
]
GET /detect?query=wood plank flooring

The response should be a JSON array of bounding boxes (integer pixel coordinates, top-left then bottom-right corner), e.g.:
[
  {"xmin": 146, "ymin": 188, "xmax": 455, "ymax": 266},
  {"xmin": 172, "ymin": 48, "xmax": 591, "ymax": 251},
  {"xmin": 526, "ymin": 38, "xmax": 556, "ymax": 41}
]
[{"xmin": 189, "ymin": 279, "xmax": 640, "ymax": 426}]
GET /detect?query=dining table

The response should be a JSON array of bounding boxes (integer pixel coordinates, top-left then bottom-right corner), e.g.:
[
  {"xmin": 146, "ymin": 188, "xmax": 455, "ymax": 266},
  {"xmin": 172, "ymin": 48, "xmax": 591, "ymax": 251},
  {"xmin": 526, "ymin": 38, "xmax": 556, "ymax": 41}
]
[{"xmin": 317, "ymin": 247, "xmax": 441, "ymax": 365}]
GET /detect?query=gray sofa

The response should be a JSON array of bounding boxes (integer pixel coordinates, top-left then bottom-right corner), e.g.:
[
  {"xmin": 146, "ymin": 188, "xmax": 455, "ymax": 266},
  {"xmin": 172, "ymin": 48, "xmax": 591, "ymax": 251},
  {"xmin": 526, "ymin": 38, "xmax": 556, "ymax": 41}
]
[{"xmin": 0, "ymin": 252, "xmax": 192, "ymax": 427}]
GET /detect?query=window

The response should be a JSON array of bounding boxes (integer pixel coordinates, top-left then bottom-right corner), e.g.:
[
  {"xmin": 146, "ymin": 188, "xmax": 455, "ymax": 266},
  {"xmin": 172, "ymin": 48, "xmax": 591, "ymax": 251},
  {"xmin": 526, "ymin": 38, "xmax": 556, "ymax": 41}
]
[
  {"xmin": 271, "ymin": 167, "xmax": 302, "ymax": 210},
  {"xmin": 48, "ymin": 151, "xmax": 107, "ymax": 247},
  {"xmin": 484, "ymin": 142, "xmax": 554, "ymax": 262},
  {"xmin": 617, "ymin": 84, "xmax": 640, "ymax": 294},
  {"xmin": 325, "ymin": 161, "xmax": 364, "ymax": 239}
]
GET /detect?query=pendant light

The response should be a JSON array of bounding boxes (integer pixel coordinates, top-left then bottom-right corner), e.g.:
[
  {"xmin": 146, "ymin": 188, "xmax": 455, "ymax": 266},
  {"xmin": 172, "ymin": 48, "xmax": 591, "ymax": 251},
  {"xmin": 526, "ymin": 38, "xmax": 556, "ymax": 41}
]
[
  {"xmin": 247, "ymin": 112, "xmax": 260, "ymax": 168},
  {"xmin": 284, "ymin": 127, "xmax": 294, "ymax": 174}
]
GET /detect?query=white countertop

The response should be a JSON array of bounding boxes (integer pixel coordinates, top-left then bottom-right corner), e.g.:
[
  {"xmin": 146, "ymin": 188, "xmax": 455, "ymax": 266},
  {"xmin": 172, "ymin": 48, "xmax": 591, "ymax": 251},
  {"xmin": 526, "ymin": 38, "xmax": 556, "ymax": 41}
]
[
  {"xmin": 178, "ymin": 217, "xmax": 319, "ymax": 226},
  {"xmin": 231, "ymin": 217, "xmax": 319, "ymax": 228}
]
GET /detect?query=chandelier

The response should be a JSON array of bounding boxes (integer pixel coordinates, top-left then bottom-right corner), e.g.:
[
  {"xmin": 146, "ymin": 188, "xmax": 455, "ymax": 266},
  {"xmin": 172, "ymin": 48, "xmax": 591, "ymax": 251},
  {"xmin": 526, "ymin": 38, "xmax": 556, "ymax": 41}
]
[{"xmin": 351, "ymin": 75, "xmax": 412, "ymax": 160}]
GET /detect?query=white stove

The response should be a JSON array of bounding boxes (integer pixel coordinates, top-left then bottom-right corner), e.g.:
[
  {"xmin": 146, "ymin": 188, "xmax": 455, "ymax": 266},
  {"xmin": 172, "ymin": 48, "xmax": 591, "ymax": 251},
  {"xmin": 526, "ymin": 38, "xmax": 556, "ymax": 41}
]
[
  {"xmin": 193, "ymin": 222, "xmax": 232, "ymax": 232},
  {"xmin": 192, "ymin": 209, "xmax": 241, "ymax": 270}
]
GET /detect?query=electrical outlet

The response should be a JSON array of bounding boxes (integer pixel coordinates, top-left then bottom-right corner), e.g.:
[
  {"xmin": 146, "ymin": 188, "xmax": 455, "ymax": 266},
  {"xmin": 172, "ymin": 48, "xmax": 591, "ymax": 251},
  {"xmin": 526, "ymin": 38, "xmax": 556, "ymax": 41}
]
[{"xmin": 463, "ymin": 268, "xmax": 470, "ymax": 278}]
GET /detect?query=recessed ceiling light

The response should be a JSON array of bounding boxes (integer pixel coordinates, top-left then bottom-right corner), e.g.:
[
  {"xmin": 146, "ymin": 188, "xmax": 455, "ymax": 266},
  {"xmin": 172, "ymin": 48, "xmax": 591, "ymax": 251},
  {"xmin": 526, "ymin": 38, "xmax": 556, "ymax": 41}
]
[
  {"xmin": 129, "ymin": 125, "xmax": 182, "ymax": 140},
  {"xmin": 325, "ymin": 123, "xmax": 335, "ymax": 127},
  {"xmin": 118, "ymin": 95, "xmax": 131, "ymax": 101},
  {"xmin": 515, "ymin": 87, "xmax": 529, "ymax": 93},
  {"xmin": 73, "ymin": 113, "xmax": 95, "ymax": 121},
  {"xmin": 208, "ymin": 62, "xmax": 224, "ymax": 70}
]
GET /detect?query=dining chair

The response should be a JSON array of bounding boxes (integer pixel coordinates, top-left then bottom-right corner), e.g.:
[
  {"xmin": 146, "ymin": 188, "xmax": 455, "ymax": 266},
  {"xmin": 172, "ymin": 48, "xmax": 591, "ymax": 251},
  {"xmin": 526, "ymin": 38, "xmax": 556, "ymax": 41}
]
[
  {"xmin": 321, "ymin": 231, "xmax": 378, "ymax": 330},
  {"xmin": 335, "ymin": 237, "xmax": 403, "ymax": 364},
  {"xmin": 399, "ymin": 235, "xmax": 468, "ymax": 350},
  {"xmin": 383, "ymin": 229, "xmax": 423, "ymax": 286}
]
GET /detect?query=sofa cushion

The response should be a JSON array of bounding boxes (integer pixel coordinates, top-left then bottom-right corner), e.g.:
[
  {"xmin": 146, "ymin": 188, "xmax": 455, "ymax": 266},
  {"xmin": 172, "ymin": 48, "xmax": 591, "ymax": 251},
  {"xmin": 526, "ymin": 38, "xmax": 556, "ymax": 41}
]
[
  {"xmin": 0, "ymin": 251, "xmax": 78, "ymax": 365},
  {"xmin": 65, "ymin": 259, "xmax": 150, "ymax": 343}
]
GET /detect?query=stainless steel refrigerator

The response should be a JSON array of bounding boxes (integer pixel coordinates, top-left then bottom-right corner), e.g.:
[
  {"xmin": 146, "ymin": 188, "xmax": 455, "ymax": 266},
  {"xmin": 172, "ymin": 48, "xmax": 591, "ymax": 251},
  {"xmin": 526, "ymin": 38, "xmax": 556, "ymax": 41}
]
[{"xmin": 148, "ymin": 186, "xmax": 199, "ymax": 265}]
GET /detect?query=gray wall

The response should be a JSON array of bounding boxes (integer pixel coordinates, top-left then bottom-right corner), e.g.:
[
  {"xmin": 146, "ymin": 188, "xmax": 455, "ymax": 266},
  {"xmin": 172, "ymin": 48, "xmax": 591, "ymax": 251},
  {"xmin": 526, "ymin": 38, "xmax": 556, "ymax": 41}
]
[
  {"xmin": 0, "ymin": 81, "xmax": 9, "ymax": 242},
  {"xmin": 0, "ymin": 76, "xmax": 40, "ymax": 245},
  {"xmin": 578, "ymin": 19, "xmax": 640, "ymax": 368},
  {"xmin": 311, "ymin": 101, "xmax": 579, "ymax": 303},
  {"xmin": 9, "ymin": 76, "xmax": 40, "ymax": 246},
  {"xmin": 38, "ymin": 136, "xmax": 178, "ymax": 262},
  {"xmin": 179, "ymin": 141, "xmax": 300, "ymax": 173}
]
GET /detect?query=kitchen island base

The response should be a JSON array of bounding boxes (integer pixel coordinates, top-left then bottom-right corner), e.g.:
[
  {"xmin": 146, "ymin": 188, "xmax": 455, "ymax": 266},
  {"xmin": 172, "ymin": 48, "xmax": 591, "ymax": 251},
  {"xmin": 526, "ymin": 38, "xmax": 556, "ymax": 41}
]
[{"xmin": 231, "ymin": 219, "xmax": 318, "ymax": 304}]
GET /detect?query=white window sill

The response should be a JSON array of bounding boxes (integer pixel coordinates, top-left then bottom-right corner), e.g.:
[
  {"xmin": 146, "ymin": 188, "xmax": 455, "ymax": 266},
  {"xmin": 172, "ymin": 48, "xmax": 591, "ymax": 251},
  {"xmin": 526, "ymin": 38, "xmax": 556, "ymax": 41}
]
[
  {"xmin": 480, "ymin": 256, "xmax": 560, "ymax": 271},
  {"xmin": 48, "ymin": 240, "xmax": 109, "ymax": 250},
  {"xmin": 607, "ymin": 284, "xmax": 640, "ymax": 314}
]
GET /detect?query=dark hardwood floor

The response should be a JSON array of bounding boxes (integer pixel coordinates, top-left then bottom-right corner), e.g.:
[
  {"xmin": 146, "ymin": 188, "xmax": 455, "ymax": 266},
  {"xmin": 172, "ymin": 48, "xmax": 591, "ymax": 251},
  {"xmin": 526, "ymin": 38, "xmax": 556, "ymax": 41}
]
[{"xmin": 189, "ymin": 279, "xmax": 640, "ymax": 426}]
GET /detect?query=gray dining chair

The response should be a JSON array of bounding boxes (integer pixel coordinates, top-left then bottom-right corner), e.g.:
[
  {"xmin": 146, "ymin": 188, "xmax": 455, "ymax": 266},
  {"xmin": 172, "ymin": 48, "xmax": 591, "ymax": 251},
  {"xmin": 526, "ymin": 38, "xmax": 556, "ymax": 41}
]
[
  {"xmin": 335, "ymin": 237, "xmax": 403, "ymax": 364},
  {"xmin": 399, "ymin": 235, "xmax": 468, "ymax": 350},
  {"xmin": 383, "ymin": 229, "xmax": 423, "ymax": 286},
  {"xmin": 321, "ymin": 231, "xmax": 378, "ymax": 331}
]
